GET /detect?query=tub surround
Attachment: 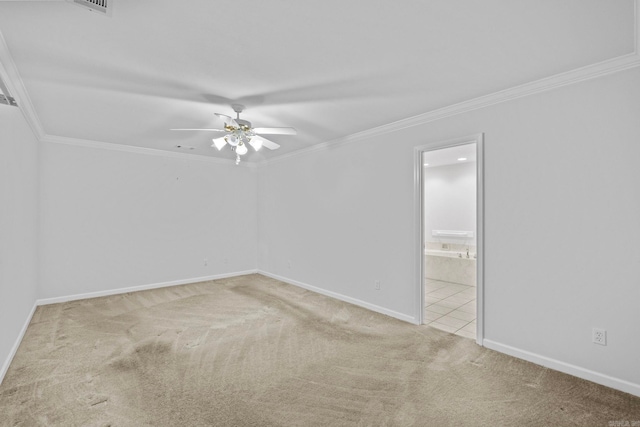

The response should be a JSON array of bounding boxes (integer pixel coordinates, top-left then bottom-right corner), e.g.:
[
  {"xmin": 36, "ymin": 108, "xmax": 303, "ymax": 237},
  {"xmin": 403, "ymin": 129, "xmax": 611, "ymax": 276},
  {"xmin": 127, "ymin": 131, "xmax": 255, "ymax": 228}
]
[{"xmin": 425, "ymin": 243, "xmax": 476, "ymax": 286}]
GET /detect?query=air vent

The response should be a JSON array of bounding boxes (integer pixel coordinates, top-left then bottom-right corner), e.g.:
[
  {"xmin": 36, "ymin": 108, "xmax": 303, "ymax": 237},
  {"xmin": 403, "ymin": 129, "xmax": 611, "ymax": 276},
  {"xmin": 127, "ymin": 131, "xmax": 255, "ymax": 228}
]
[
  {"xmin": 0, "ymin": 94, "xmax": 16, "ymax": 107},
  {"xmin": 70, "ymin": 0, "xmax": 112, "ymax": 16},
  {"xmin": 0, "ymin": 77, "xmax": 17, "ymax": 107}
]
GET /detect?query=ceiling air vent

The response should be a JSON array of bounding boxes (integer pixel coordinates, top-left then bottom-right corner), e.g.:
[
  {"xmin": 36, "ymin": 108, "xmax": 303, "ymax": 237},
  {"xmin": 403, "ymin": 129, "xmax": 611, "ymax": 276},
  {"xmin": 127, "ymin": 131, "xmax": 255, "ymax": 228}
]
[
  {"xmin": 70, "ymin": 0, "xmax": 112, "ymax": 16},
  {"xmin": 0, "ymin": 76, "xmax": 17, "ymax": 107}
]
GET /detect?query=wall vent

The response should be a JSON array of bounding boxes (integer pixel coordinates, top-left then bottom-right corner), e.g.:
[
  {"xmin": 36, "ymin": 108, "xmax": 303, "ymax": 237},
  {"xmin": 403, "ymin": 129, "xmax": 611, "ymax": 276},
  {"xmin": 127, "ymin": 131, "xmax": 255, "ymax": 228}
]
[
  {"xmin": 70, "ymin": 0, "xmax": 112, "ymax": 16},
  {"xmin": 0, "ymin": 77, "xmax": 18, "ymax": 107}
]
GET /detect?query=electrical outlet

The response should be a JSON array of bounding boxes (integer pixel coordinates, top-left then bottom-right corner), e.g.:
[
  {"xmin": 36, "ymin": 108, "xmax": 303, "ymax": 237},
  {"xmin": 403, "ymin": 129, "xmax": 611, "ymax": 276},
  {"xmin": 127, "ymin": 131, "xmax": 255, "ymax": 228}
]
[
  {"xmin": 592, "ymin": 328, "xmax": 607, "ymax": 346},
  {"xmin": 374, "ymin": 280, "xmax": 381, "ymax": 290},
  {"xmin": 204, "ymin": 257, "xmax": 208, "ymax": 266},
  {"xmin": 287, "ymin": 260, "xmax": 292, "ymax": 269},
  {"xmin": 223, "ymin": 258, "xmax": 228, "ymax": 265}
]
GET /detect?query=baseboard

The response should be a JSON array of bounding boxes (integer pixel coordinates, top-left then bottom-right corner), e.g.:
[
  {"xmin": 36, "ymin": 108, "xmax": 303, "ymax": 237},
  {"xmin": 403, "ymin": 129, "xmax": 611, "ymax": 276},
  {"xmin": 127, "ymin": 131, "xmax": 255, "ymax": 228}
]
[
  {"xmin": 36, "ymin": 270, "xmax": 258, "ymax": 306},
  {"xmin": 483, "ymin": 339, "xmax": 640, "ymax": 398},
  {"xmin": 7, "ymin": 276, "xmax": 638, "ymax": 400},
  {"xmin": 2, "ymin": 271, "xmax": 257, "ymax": 384},
  {"xmin": 258, "ymin": 270, "xmax": 417, "ymax": 324},
  {"xmin": 4, "ymin": 270, "xmax": 411, "ymax": 385},
  {"xmin": 0, "ymin": 302, "xmax": 37, "ymax": 386}
]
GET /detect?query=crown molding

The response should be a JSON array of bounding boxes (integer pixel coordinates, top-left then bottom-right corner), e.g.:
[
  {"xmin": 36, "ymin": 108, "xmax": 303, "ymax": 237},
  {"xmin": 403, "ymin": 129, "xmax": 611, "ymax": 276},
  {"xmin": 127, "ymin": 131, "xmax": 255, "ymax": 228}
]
[
  {"xmin": 0, "ymin": 31, "xmax": 44, "ymax": 139},
  {"xmin": 2, "ymin": 0, "xmax": 639, "ymax": 167},
  {"xmin": 265, "ymin": 52, "xmax": 640, "ymax": 166},
  {"xmin": 0, "ymin": 31, "xmax": 251, "ymax": 168},
  {"xmin": 265, "ymin": 0, "xmax": 640, "ymax": 165},
  {"xmin": 40, "ymin": 134, "xmax": 254, "ymax": 167}
]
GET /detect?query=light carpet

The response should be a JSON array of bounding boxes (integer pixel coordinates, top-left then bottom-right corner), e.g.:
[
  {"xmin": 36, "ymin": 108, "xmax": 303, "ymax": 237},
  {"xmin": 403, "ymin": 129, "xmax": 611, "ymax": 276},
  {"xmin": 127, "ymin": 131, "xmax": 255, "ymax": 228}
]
[{"xmin": 1, "ymin": 274, "xmax": 639, "ymax": 426}]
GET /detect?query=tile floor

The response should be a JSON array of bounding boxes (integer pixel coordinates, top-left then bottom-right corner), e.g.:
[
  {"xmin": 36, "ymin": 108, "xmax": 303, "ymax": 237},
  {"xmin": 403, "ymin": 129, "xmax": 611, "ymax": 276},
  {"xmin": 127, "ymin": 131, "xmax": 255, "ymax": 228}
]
[{"xmin": 425, "ymin": 278, "xmax": 476, "ymax": 339}]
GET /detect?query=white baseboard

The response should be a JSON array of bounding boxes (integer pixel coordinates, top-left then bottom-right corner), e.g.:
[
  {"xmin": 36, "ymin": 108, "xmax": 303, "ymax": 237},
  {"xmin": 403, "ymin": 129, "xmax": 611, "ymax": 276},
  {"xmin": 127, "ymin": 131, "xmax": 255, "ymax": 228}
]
[
  {"xmin": 2, "ymin": 271, "xmax": 257, "ymax": 385},
  {"xmin": 9, "ymin": 273, "xmax": 637, "ymax": 399},
  {"xmin": 0, "ymin": 302, "xmax": 37, "ymax": 386},
  {"xmin": 36, "ymin": 270, "xmax": 258, "ymax": 306},
  {"xmin": 483, "ymin": 339, "xmax": 640, "ymax": 398},
  {"xmin": 3, "ymin": 270, "xmax": 412, "ymax": 386},
  {"xmin": 258, "ymin": 270, "xmax": 417, "ymax": 324}
]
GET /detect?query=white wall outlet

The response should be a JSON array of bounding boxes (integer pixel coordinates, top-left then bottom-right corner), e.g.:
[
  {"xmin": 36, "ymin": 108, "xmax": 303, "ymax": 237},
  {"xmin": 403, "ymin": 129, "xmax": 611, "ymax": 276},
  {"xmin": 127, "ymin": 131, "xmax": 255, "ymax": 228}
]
[
  {"xmin": 592, "ymin": 328, "xmax": 607, "ymax": 346},
  {"xmin": 287, "ymin": 260, "xmax": 292, "ymax": 269},
  {"xmin": 374, "ymin": 280, "xmax": 381, "ymax": 290},
  {"xmin": 223, "ymin": 258, "xmax": 228, "ymax": 265},
  {"xmin": 204, "ymin": 257, "xmax": 208, "ymax": 266}
]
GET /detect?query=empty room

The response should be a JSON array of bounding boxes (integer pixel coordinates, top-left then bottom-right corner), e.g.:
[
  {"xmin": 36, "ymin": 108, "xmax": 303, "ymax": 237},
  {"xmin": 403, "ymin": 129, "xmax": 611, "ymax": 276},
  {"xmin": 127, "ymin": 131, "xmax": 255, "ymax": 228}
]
[{"xmin": 1, "ymin": 1, "xmax": 640, "ymax": 425}]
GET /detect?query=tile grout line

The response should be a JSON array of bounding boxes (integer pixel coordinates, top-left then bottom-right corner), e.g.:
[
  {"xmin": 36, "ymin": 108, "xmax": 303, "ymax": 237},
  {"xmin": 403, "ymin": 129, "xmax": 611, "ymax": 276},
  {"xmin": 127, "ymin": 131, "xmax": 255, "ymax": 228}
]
[{"xmin": 424, "ymin": 280, "xmax": 477, "ymax": 337}]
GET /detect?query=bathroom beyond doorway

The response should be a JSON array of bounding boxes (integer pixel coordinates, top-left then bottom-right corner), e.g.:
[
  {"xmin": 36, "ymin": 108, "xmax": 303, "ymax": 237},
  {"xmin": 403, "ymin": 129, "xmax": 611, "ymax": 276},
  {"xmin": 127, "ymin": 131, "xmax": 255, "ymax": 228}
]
[{"xmin": 419, "ymin": 138, "xmax": 482, "ymax": 341}]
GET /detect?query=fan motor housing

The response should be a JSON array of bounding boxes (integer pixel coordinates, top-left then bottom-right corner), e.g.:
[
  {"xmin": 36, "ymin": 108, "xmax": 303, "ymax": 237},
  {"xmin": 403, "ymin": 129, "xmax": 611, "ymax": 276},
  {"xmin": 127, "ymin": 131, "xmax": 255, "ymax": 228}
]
[{"xmin": 236, "ymin": 119, "xmax": 252, "ymax": 129}]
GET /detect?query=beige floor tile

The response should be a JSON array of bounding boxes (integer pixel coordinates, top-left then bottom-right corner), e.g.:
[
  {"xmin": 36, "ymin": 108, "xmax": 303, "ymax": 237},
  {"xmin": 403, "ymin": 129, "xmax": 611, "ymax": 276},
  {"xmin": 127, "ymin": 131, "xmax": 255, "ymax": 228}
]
[
  {"xmin": 447, "ymin": 284, "xmax": 471, "ymax": 292},
  {"xmin": 447, "ymin": 309, "xmax": 476, "ymax": 322},
  {"xmin": 442, "ymin": 295, "xmax": 473, "ymax": 305},
  {"xmin": 427, "ymin": 304, "xmax": 454, "ymax": 315},
  {"xmin": 428, "ymin": 289, "xmax": 459, "ymax": 299},
  {"xmin": 435, "ymin": 299, "xmax": 462, "ymax": 309},
  {"xmin": 457, "ymin": 288, "xmax": 476, "ymax": 295},
  {"xmin": 460, "ymin": 322, "xmax": 476, "ymax": 333},
  {"xmin": 455, "ymin": 329, "xmax": 476, "ymax": 339},
  {"xmin": 435, "ymin": 315, "xmax": 469, "ymax": 329},
  {"xmin": 424, "ymin": 311, "xmax": 443, "ymax": 321},
  {"xmin": 429, "ymin": 322, "xmax": 457, "ymax": 333},
  {"xmin": 425, "ymin": 282, "xmax": 448, "ymax": 291},
  {"xmin": 423, "ymin": 279, "xmax": 478, "ymax": 337},
  {"xmin": 457, "ymin": 303, "xmax": 477, "ymax": 314},
  {"xmin": 425, "ymin": 295, "xmax": 442, "ymax": 304}
]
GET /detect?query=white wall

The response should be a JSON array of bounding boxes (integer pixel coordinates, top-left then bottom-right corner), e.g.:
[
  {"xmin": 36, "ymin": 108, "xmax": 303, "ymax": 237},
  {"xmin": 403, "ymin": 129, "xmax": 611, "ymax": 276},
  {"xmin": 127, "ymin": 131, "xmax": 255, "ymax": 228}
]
[
  {"xmin": 424, "ymin": 161, "xmax": 476, "ymax": 247},
  {"xmin": 0, "ymin": 106, "xmax": 39, "ymax": 377},
  {"xmin": 2, "ymin": 56, "xmax": 638, "ymax": 399},
  {"xmin": 258, "ymin": 67, "xmax": 640, "ymax": 390},
  {"xmin": 38, "ymin": 143, "xmax": 257, "ymax": 299}
]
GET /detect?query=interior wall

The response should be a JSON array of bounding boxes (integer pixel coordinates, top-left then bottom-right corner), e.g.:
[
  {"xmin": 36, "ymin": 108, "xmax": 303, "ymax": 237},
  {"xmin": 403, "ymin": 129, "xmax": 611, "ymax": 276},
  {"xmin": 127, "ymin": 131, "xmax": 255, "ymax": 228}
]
[
  {"xmin": 0, "ymin": 106, "xmax": 39, "ymax": 375},
  {"xmin": 38, "ymin": 143, "xmax": 257, "ymax": 299},
  {"xmin": 258, "ymin": 67, "xmax": 640, "ymax": 389},
  {"xmin": 424, "ymin": 161, "xmax": 476, "ymax": 247}
]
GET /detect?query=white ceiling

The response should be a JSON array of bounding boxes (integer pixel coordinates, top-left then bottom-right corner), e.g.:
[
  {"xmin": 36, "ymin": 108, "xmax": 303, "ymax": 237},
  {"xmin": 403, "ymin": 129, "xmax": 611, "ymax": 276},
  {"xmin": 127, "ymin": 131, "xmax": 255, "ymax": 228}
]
[
  {"xmin": 0, "ymin": 0, "xmax": 636, "ymax": 163},
  {"xmin": 424, "ymin": 144, "xmax": 476, "ymax": 168}
]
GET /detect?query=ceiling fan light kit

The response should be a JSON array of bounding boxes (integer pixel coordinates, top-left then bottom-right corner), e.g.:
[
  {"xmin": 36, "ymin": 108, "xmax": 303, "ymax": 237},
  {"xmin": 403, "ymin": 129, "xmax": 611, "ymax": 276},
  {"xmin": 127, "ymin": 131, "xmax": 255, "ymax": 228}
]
[
  {"xmin": 171, "ymin": 104, "xmax": 296, "ymax": 165},
  {"xmin": 0, "ymin": 76, "xmax": 18, "ymax": 107}
]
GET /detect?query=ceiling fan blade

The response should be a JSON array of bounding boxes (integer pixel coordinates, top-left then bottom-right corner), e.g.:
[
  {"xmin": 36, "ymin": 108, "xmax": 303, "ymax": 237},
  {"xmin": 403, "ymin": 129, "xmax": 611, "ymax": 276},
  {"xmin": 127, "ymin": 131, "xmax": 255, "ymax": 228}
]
[
  {"xmin": 253, "ymin": 127, "xmax": 297, "ymax": 135},
  {"xmin": 170, "ymin": 128, "xmax": 226, "ymax": 132},
  {"xmin": 215, "ymin": 113, "xmax": 238, "ymax": 127},
  {"xmin": 252, "ymin": 135, "xmax": 280, "ymax": 150}
]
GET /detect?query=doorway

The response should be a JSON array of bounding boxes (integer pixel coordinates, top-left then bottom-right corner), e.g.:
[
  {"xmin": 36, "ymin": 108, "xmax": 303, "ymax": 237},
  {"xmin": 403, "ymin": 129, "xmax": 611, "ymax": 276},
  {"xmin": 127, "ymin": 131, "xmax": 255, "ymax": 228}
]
[{"xmin": 414, "ymin": 134, "xmax": 484, "ymax": 345}]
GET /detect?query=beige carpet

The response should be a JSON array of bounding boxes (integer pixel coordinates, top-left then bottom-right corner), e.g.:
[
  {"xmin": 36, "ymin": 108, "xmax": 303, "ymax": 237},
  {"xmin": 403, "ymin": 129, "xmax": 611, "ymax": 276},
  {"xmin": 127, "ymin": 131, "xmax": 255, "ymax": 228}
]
[{"xmin": 1, "ymin": 274, "xmax": 639, "ymax": 426}]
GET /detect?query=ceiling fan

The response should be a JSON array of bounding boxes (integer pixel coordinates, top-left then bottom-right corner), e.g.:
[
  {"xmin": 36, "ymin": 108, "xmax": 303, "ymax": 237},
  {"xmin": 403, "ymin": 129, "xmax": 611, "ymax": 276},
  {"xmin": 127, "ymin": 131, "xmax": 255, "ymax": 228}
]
[{"xmin": 171, "ymin": 104, "xmax": 296, "ymax": 164}]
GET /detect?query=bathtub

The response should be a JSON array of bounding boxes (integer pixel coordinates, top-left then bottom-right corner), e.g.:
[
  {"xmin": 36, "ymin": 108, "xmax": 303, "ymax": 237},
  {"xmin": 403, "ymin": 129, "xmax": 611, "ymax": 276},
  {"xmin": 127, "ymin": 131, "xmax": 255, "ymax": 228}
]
[
  {"xmin": 425, "ymin": 249, "xmax": 475, "ymax": 259},
  {"xmin": 425, "ymin": 249, "xmax": 476, "ymax": 286}
]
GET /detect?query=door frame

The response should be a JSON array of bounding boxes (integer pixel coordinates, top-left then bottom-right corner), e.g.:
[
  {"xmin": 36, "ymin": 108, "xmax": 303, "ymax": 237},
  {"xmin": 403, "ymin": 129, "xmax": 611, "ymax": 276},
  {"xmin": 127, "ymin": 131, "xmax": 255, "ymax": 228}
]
[{"xmin": 413, "ymin": 133, "xmax": 485, "ymax": 345}]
